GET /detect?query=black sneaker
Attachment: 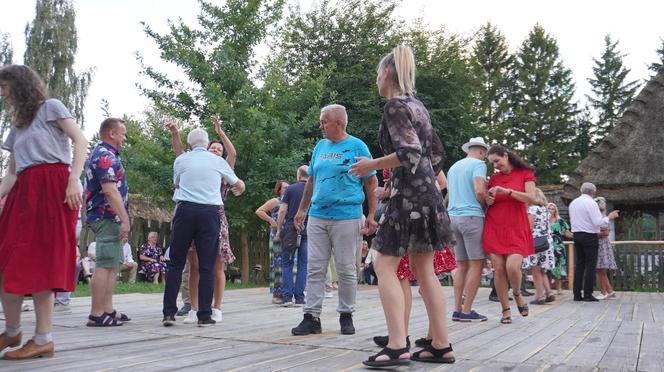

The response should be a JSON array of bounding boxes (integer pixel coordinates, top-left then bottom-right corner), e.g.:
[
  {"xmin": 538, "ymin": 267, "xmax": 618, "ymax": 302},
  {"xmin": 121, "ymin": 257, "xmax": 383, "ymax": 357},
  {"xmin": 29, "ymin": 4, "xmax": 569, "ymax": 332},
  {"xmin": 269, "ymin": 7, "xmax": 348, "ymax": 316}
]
[
  {"xmin": 489, "ymin": 292, "xmax": 500, "ymax": 302},
  {"xmin": 162, "ymin": 315, "xmax": 176, "ymax": 327},
  {"xmin": 373, "ymin": 335, "xmax": 410, "ymax": 348},
  {"xmin": 339, "ymin": 313, "xmax": 355, "ymax": 335},
  {"xmin": 292, "ymin": 313, "xmax": 322, "ymax": 335},
  {"xmin": 197, "ymin": 318, "xmax": 216, "ymax": 327},
  {"xmin": 176, "ymin": 303, "xmax": 191, "ymax": 316}
]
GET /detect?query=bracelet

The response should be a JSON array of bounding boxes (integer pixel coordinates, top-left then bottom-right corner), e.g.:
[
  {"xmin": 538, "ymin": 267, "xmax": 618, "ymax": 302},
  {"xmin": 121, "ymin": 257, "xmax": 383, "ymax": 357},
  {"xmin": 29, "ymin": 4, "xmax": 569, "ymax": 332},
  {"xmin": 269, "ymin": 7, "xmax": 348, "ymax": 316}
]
[{"xmin": 508, "ymin": 189, "xmax": 513, "ymax": 195}]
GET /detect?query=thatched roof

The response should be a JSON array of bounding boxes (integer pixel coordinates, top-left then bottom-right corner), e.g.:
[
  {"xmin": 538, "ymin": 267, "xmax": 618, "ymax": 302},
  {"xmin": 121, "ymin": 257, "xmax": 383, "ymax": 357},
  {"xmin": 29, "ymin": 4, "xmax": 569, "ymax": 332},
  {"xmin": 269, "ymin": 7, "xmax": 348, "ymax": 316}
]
[
  {"xmin": 562, "ymin": 68, "xmax": 664, "ymax": 205},
  {"xmin": 128, "ymin": 194, "xmax": 173, "ymax": 223}
]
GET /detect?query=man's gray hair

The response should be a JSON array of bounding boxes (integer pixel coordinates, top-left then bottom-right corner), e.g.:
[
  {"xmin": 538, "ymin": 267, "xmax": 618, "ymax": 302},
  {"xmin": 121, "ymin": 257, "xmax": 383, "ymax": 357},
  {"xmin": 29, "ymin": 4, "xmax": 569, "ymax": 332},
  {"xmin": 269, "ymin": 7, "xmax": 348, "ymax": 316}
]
[
  {"xmin": 148, "ymin": 231, "xmax": 159, "ymax": 239},
  {"xmin": 187, "ymin": 128, "xmax": 209, "ymax": 149},
  {"xmin": 321, "ymin": 104, "xmax": 348, "ymax": 130},
  {"xmin": 297, "ymin": 165, "xmax": 309, "ymax": 179},
  {"xmin": 580, "ymin": 182, "xmax": 596, "ymax": 195}
]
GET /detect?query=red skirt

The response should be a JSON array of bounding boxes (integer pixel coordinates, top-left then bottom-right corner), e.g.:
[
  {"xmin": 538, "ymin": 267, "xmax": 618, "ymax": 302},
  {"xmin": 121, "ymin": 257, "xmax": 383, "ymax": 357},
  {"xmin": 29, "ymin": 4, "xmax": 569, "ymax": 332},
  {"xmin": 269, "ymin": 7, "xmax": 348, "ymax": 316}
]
[{"xmin": 0, "ymin": 164, "xmax": 77, "ymax": 294}]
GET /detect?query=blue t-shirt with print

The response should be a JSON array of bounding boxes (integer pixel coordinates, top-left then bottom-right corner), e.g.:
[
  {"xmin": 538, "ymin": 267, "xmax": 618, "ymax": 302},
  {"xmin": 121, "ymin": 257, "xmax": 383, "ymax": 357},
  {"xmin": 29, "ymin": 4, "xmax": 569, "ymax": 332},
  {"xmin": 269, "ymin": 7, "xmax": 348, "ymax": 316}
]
[
  {"xmin": 307, "ymin": 135, "xmax": 375, "ymax": 220},
  {"xmin": 85, "ymin": 141, "xmax": 129, "ymax": 223},
  {"xmin": 447, "ymin": 157, "xmax": 487, "ymax": 217}
]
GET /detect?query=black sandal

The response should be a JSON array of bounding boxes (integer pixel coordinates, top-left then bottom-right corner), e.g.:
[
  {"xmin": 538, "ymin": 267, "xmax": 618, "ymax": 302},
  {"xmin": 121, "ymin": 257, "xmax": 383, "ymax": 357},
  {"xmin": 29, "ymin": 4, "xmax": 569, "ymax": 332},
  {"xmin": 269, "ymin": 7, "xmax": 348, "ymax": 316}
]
[
  {"xmin": 410, "ymin": 343, "xmax": 455, "ymax": 364},
  {"xmin": 373, "ymin": 335, "xmax": 410, "ymax": 348},
  {"xmin": 414, "ymin": 337, "xmax": 432, "ymax": 347},
  {"xmin": 108, "ymin": 310, "xmax": 131, "ymax": 322},
  {"xmin": 86, "ymin": 313, "xmax": 123, "ymax": 327},
  {"xmin": 501, "ymin": 308, "xmax": 512, "ymax": 324},
  {"xmin": 363, "ymin": 347, "xmax": 410, "ymax": 367},
  {"xmin": 513, "ymin": 293, "xmax": 529, "ymax": 317}
]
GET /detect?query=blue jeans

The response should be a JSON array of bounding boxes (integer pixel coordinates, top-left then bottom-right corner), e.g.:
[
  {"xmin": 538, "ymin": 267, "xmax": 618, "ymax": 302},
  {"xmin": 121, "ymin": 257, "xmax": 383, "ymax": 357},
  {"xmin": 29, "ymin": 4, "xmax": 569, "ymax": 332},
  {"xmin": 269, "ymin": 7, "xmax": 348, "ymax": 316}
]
[{"xmin": 282, "ymin": 235, "xmax": 308, "ymax": 303}]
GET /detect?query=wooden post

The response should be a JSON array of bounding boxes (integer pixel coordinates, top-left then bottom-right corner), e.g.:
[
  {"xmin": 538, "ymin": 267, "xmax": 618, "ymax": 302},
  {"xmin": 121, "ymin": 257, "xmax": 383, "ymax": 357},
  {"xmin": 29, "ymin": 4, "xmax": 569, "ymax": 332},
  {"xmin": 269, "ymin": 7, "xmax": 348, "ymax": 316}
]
[
  {"xmin": 241, "ymin": 227, "xmax": 249, "ymax": 284},
  {"xmin": 567, "ymin": 242, "xmax": 575, "ymax": 291}
]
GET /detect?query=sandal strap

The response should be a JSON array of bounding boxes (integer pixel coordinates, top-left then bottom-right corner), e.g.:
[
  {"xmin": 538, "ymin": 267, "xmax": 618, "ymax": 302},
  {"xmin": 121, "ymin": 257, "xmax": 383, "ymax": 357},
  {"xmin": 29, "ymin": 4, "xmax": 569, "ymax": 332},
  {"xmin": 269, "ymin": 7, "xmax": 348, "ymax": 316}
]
[
  {"xmin": 368, "ymin": 346, "xmax": 410, "ymax": 362},
  {"xmin": 502, "ymin": 307, "xmax": 511, "ymax": 313},
  {"xmin": 413, "ymin": 343, "xmax": 453, "ymax": 358}
]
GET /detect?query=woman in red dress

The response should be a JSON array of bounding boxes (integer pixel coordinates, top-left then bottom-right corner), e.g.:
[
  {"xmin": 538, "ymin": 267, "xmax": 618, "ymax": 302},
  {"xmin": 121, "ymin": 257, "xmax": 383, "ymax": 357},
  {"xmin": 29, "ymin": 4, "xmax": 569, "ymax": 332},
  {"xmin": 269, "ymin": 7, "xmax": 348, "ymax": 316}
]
[
  {"xmin": 483, "ymin": 145, "xmax": 536, "ymax": 324},
  {"xmin": 0, "ymin": 65, "xmax": 87, "ymax": 359}
]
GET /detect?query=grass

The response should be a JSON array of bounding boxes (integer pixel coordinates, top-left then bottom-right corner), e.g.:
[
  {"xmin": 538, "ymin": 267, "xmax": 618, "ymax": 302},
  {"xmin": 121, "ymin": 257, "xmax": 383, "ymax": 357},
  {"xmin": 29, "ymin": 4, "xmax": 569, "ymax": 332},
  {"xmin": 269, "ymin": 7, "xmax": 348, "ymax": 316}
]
[{"xmin": 71, "ymin": 281, "xmax": 265, "ymax": 297}]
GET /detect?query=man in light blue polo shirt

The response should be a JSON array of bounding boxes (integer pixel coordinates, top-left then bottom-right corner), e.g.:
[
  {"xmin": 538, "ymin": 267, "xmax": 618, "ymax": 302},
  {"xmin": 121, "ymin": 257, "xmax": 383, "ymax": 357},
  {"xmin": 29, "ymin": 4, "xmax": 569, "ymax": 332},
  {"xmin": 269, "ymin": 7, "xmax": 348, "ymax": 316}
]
[
  {"xmin": 291, "ymin": 104, "xmax": 378, "ymax": 336},
  {"xmin": 162, "ymin": 128, "xmax": 244, "ymax": 327},
  {"xmin": 447, "ymin": 137, "xmax": 489, "ymax": 322}
]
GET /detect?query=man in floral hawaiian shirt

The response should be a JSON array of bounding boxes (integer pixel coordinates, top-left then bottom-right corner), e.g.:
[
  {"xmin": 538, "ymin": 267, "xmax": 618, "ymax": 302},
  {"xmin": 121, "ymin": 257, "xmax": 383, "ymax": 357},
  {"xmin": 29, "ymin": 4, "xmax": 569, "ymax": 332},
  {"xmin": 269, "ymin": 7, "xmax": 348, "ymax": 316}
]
[{"xmin": 84, "ymin": 117, "xmax": 130, "ymax": 326}]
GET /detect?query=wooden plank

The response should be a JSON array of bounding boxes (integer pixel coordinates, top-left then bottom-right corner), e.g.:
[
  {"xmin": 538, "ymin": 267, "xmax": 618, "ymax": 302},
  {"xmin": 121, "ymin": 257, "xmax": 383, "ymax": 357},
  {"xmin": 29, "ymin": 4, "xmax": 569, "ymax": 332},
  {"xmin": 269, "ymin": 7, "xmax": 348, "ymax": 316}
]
[
  {"xmin": 598, "ymin": 320, "xmax": 643, "ymax": 371},
  {"xmin": 637, "ymin": 322, "xmax": 664, "ymax": 372},
  {"xmin": 563, "ymin": 319, "xmax": 621, "ymax": 368},
  {"xmin": 633, "ymin": 303, "xmax": 654, "ymax": 323}
]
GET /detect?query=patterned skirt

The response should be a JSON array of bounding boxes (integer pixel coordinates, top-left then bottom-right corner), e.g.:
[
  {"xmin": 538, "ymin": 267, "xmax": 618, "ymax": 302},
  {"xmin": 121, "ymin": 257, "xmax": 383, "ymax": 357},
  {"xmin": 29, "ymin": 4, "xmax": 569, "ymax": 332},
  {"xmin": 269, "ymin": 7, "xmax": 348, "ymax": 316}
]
[
  {"xmin": 596, "ymin": 237, "xmax": 617, "ymax": 270},
  {"xmin": 218, "ymin": 206, "xmax": 235, "ymax": 264},
  {"xmin": 269, "ymin": 229, "xmax": 283, "ymax": 296}
]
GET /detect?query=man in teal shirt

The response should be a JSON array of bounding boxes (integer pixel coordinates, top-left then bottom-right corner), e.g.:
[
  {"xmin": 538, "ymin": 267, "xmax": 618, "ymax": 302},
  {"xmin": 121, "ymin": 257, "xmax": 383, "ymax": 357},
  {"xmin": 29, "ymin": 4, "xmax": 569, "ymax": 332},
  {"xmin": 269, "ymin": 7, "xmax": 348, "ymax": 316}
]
[
  {"xmin": 447, "ymin": 137, "xmax": 489, "ymax": 322},
  {"xmin": 291, "ymin": 104, "xmax": 378, "ymax": 336}
]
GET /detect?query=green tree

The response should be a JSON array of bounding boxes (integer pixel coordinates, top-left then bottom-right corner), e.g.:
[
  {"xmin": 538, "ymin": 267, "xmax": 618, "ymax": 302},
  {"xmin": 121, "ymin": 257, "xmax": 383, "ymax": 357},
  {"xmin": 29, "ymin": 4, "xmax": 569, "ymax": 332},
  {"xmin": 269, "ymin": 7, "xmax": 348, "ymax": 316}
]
[
  {"xmin": 587, "ymin": 35, "xmax": 640, "ymax": 143},
  {"xmin": 23, "ymin": 0, "xmax": 93, "ymax": 128},
  {"xmin": 470, "ymin": 22, "xmax": 514, "ymax": 144},
  {"xmin": 138, "ymin": 0, "xmax": 313, "ymax": 282},
  {"xmin": 648, "ymin": 37, "xmax": 664, "ymax": 72},
  {"xmin": 575, "ymin": 105, "xmax": 594, "ymax": 161},
  {"xmin": 508, "ymin": 25, "xmax": 579, "ymax": 184},
  {"xmin": 0, "ymin": 30, "xmax": 13, "ymax": 171}
]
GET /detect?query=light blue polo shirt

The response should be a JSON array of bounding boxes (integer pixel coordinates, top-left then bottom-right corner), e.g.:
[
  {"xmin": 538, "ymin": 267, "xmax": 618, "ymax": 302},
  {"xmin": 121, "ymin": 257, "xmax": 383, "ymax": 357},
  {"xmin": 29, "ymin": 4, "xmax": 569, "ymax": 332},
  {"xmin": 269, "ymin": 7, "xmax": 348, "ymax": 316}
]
[
  {"xmin": 447, "ymin": 157, "xmax": 487, "ymax": 217},
  {"xmin": 173, "ymin": 147, "xmax": 238, "ymax": 206},
  {"xmin": 308, "ymin": 135, "xmax": 375, "ymax": 220}
]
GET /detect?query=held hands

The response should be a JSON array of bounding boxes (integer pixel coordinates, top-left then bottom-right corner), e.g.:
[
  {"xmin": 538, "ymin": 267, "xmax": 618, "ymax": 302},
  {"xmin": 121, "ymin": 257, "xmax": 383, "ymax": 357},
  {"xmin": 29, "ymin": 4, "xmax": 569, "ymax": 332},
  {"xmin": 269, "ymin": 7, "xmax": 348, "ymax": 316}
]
[
  {"xmin": 488, "ymin": 186, "xmax": 510, "ymax": 197},
  {"xmin": 164, "ymin": 121, "xmax": 179, "ymax": 133},
  {"xmin": 485, "ymin": 195, "xmax": 495, "ymax": 207},
  {"xmin": 230, "ymin": 180, "xmax": 245, "ymax": 196},
  {"xmin": 294, "ymin": 210, "xmax": 306, "ymax": 231},
  {"xmin": 64, "ymin": 177, "xmax": 83, "ymax": 211},
  {"xmin": 211, "ymin": 115, "xmax": 223, "ymax": 132},
  {"xmin": 348, "ymin": 157, "xmax": 375, "ymax": 178},
  {"xmin": 364, "ymin": 217, "xmax": 378, "ymax": 236}
]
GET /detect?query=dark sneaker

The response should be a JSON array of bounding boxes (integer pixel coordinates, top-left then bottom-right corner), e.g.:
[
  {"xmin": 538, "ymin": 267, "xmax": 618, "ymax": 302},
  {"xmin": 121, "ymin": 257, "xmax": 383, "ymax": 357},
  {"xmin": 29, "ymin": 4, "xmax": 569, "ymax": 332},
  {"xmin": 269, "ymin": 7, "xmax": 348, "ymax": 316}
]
[
  {"xmin": 292, "ymin": 313, "xmax": 322, "ymax": 335},
  {"xmin": 373, "ymin": 335, "xmax": 410, "ymax": 348},
  {"xmin": 583, "ymin": 296, "xmax": 599, "ymax": 302},
  {"xmin": 176, "ymin": 303, "xmax": 191, "ymax": 316},
  {"xmin": 489, "ymin": 292, "xmax": 500, "ymax": 302},
  {"xmin": 451, "ymin": 310, "xmax": 461, "ymax": 321},
  {"xmin": 339, "ymin": 313, "xmax": 355, "ymax": 335},
  {"xmin": 458, "ymin": 310, "xmax": 488, "ymax": 322},
  {"xmin": 197, "ymin": 318, "xmax": 216, "ymax": 327},
  {"xmin": 162, "ymin": 315, "xmax": 176, "ymax": 327},
  {"xmin": 521, "ymin": 289, "xmax": 534, "ymax": 297}
]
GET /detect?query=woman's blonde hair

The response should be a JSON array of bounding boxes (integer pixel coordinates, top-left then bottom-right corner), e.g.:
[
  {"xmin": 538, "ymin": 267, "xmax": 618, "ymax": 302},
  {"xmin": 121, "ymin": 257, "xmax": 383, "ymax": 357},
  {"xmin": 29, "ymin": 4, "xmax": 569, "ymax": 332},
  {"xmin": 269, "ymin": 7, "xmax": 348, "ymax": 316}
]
[
  {"xmin": 595, "ymin": 196, "xmax": 607, "ymax": 212},
  {"xmin": 547, "ymin": 202, "xmax": 559, "ymax": 219},
  {"xmin": 533, "ymin": 188, "xmax": 548, "ymax": 207},
  {"xmin": 377, "ymin": 45, "xmax": 416, "ymax": 96}
]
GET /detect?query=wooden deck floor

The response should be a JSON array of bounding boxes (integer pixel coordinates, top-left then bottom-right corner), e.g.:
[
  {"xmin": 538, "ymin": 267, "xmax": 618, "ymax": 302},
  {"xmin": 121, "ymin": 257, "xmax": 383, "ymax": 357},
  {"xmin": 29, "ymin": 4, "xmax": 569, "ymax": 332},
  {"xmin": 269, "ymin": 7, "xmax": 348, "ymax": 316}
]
[{"xmin": 1, "ymin": 286, "xmax": 663, "ymax": 371}]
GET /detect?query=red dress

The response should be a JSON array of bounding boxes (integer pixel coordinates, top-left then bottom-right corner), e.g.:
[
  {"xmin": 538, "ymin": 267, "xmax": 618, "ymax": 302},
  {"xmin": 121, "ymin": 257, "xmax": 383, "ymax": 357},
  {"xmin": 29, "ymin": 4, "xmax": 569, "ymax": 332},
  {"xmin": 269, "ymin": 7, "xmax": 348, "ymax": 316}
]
[{"xmin": 482, "ymin": 168, "xmax": 536, "ymax": 256}]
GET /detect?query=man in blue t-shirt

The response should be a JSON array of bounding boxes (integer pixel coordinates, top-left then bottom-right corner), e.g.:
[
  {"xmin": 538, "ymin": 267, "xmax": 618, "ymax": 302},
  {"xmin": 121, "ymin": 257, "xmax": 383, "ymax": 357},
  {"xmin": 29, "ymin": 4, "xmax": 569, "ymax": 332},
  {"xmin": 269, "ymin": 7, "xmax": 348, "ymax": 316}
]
[
  {"xmin": 447, "ymin": 137, "xmax": 489, "ymax": 322},
  {"xmin": 291, "ymin": 104, "xmax": 378, "ymax": 336}
]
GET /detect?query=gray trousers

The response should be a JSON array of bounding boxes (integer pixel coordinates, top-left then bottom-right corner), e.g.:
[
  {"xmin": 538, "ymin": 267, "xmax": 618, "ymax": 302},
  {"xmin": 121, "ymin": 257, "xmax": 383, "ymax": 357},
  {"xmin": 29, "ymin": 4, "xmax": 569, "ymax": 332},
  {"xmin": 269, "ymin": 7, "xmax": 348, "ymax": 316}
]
[{"xmin": 304, "ymin": 217, "xmax": 360, "ymax": 317}]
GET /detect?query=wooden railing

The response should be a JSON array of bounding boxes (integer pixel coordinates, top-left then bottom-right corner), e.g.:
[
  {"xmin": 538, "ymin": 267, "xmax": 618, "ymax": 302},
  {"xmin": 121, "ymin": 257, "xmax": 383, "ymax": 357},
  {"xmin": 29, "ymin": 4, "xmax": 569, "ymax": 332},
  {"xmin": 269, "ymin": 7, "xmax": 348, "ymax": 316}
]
[{"xmin": 566, "ymin": 241, "xmax": 664, "ymax": 292}]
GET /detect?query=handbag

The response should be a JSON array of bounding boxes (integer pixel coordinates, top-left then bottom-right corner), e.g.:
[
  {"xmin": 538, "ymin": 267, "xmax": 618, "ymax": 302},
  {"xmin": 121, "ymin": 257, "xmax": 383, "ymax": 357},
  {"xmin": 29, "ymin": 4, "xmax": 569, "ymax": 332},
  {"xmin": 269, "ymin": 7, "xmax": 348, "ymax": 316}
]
[
  {"xmin": 534, "ymin": 236, "xmax": 549, "ymax": 253},
  {"xmin": 280, "ymin": 223, "xmax": 299, "ymax": 252},
  {"xmin": 436, "ymin": 246, "xmax": 458, "ymax": 273}
]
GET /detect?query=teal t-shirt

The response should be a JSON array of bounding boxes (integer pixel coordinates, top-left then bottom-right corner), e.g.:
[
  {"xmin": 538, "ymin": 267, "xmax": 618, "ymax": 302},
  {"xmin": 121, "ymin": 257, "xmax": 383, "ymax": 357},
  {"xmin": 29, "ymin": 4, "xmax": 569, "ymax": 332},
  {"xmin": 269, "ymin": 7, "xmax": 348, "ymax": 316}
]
[
  {"xmin": 308, "ymin": 135, "xmax": 375, "ymax": 220},
  {"xmin": 447, "ymin": 157, "xmax": 487, "ymax": 217}
]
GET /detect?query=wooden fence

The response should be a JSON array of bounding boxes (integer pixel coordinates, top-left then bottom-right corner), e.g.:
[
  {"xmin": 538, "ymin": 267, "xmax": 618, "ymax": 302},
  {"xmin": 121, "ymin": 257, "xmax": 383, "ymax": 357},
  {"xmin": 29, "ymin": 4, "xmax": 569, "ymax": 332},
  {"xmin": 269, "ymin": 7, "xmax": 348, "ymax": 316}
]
[
  {"xmin": 566, "ymin": 241, "xmax": 664, "ymax": 292},
  {"xmin": 79, "ymin": 219, "xmax": 271, "ymax": 284}
]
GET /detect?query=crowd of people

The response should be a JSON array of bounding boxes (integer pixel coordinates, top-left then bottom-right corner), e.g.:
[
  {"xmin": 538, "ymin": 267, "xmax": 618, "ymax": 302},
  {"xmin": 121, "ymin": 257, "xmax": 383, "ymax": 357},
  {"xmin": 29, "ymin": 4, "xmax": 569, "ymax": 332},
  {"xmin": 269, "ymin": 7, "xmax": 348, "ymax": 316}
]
[{"xmin": 0, "ymin": 46, "xmax": 622, "ymax": 366}]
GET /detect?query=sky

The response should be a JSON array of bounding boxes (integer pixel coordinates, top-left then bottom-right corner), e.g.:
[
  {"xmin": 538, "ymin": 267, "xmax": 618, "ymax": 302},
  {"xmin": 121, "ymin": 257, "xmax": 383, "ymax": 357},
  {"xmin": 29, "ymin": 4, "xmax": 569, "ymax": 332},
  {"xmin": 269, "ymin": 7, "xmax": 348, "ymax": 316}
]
[{"xmin": 1, "ymin": 0, "xmax": 662, "ymax": 139}]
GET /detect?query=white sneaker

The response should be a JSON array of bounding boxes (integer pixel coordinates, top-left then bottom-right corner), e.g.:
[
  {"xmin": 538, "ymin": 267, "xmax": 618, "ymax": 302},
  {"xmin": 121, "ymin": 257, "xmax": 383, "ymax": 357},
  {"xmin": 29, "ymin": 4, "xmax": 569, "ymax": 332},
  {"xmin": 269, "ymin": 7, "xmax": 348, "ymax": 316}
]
[
  {"xmin": 183, "ymin": 310, "xmax": 198, "ymax": 324},
  {"xmin": 606, "ymin": 292, "xmax": 616, "ymax": 299},
  {"xmin": 324, "ymin": 291, "xmax": 333, "ymax": 298},
  {"xmin": 211, "ymin": 308, "xmax": 223, "ymax": 322},
  {"xmin": 595, "ymin": 293, "xmax": 608, "ymax": 300},
  {"xmin": 53, "ymin": 303, "xmax": 72, "ymax": 313},
  {"xmin": 21, "ymin": 303, "xmax": 32, "ymax": 312}
]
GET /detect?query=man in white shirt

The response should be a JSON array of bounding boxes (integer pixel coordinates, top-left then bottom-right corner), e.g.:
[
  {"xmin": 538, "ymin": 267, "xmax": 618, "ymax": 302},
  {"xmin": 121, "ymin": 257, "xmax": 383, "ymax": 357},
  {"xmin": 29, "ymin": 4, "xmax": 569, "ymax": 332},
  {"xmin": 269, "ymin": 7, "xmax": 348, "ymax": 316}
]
[
  {"xmin": 568, "ymin": 182, "xmax": 619, "ymax": 301},
  {"xmin": 120, "ymin": 243, "xmax": 137, "ymax": 283}
]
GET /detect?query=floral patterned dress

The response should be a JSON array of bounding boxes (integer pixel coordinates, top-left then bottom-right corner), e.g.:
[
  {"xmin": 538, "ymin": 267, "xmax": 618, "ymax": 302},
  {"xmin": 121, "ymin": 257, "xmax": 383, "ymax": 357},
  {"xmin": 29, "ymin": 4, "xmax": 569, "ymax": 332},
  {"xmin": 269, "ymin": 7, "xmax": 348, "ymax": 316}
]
[
  {"xmin": 372, "ymin": 96, "xmax": 454, "ymax": 257},
  {"xmin": 218, "ymin": 185, "xmax": 235, "ymax": 264},
  {"xmin": 140, "ymin": 243, "xmax": 166, "ymax": 281},
  {"xmin": 269, "ymin": 198, "xmax": 283, "ymax": 297},
  {"xmin": 522, "ymin": 205, "xmax": 555, "ymax": 270},
  {"xmin": 597, "ymin": 220, "xmax": 618, "ymax": 270},
  {"xmin": 550, "ymin": 218, "xmax": 570, "ymax": 279}
]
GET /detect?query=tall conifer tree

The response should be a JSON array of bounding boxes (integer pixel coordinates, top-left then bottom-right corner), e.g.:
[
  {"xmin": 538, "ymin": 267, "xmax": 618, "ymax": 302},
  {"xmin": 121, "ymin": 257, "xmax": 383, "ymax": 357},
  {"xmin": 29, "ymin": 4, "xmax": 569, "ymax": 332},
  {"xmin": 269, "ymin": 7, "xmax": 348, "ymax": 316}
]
[
  {"xmin": 508, "ymin": 25, "xmax": 579, "ymax": 184},
  {"xmin": 587, "ymin": 35, "xmax": 639, "ymax": 143},
  {"xmin": 0, "ymin": 31, "xmax": 13, "ymax": 170},
  {"xmin": 648, "ymin": 37, "xmax": 664, "ymax": 72},
  {"xmin": 24, "ymin": 0, "xmax": 92, "ymax": 128}
]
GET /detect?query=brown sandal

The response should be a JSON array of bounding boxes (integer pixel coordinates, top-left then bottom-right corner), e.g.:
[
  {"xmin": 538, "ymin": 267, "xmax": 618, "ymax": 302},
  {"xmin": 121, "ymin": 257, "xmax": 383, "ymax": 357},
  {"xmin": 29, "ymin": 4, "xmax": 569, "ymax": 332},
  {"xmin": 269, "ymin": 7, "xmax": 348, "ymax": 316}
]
[
  {"xmin": 500, "ymin": 308, "xmax": 512, "ymax": 324},
  {"xmin": 513, "ymin": 293, "xmax": 529, "ymax": 317}
]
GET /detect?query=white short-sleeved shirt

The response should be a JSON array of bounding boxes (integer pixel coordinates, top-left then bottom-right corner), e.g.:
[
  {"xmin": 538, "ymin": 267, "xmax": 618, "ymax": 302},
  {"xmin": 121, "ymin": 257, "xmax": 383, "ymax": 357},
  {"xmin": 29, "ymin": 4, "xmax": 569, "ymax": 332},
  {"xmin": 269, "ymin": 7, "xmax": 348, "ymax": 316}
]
[{"xmin": 2, "ymin": 99, "xmax": 74, "ymax": 174}]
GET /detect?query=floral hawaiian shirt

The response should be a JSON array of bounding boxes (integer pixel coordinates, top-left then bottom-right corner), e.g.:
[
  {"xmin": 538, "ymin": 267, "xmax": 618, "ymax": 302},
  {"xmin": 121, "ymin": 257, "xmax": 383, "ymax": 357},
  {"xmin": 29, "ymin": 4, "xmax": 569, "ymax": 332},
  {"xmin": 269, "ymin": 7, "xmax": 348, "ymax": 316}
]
[{"xmin": 85, "ymin": 141, "xmax": 128, "ymax": 223}]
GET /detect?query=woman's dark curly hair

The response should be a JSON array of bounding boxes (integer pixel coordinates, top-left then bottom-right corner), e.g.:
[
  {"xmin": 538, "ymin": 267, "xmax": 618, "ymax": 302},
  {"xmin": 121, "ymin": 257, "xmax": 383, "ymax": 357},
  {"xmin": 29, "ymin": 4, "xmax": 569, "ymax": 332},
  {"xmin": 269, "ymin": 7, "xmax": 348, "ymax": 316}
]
[
  {"xmin": 0, "ymin": 65, "xmax": 49, "ymax": 128},
  {"xmin": 488, "ymin": 144, "xmax": 534, "ymax": 170}
]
